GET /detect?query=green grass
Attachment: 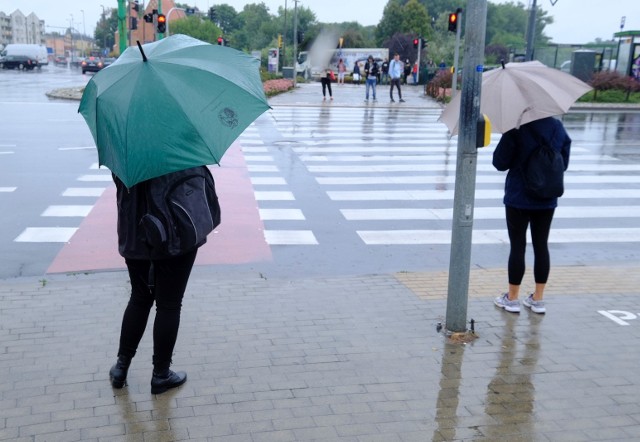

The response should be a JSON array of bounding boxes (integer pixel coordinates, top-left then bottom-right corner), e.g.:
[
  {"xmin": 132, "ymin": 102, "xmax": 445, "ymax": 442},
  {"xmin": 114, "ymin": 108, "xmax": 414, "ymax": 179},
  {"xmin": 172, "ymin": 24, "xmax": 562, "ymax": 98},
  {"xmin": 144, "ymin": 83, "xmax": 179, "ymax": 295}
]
[{"xmin": 578, "ymin": 89, "xmax": 640, "ymax": 104}]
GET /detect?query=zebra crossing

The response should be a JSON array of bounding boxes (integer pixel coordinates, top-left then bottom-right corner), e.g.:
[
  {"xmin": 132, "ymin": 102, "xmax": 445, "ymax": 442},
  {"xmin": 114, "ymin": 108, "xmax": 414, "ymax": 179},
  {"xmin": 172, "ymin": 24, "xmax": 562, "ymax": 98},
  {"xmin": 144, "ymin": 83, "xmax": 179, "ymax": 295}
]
[
  {"xmin": 10, "ymin": 105, "xmax": 640, "ymax": 253},
  {"xmin": 240, "ymin": 105, "xmax": 640, "ymax": 247}
]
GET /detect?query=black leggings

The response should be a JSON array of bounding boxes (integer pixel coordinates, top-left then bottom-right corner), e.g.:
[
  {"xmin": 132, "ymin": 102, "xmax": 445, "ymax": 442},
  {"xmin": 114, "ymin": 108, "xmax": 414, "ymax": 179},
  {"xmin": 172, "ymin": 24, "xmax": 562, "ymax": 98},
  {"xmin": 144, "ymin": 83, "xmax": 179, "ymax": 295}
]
[
  {"xmin": 505, "ymin": 206, "xmax": 555, "ymax": 286},
  {"xmin": 321, "ymin": 77, "xmax": 332, "ymax": 97},
  {"xmin": 118, "ymin": 249, "xmax": 197, "ymax": 369}
]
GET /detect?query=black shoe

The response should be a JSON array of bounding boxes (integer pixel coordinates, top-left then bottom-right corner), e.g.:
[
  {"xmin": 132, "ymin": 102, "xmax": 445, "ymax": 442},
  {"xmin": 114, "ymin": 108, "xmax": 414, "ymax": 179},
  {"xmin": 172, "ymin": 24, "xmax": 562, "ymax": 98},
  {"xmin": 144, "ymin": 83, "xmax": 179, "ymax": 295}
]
[
  {"xmin": 399, "ymin": 99, "xmax": 406, "ymax": 102},
  {"xmin": 109, "ymin": 355, "xmax": 131, "ymax": 389},
  {"xmin": 390, "ymin": 98, "xmax": 395, "ymax": 102},
  {"xmin": 151, "ymin": 369, "xmax": 187, "ymax": 394}
]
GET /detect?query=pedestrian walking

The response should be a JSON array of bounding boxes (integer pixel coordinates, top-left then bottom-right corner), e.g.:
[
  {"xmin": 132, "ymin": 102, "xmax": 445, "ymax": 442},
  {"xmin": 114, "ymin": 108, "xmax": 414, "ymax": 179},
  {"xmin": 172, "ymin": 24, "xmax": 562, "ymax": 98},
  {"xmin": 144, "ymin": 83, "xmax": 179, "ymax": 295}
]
[
  {"xmin": 364, "ymin": 55, "xmax": 379, "ymax": 102},
  {"xmin": 109, "ymin": 166, "xmax": 221, "ymax": 394},
  {"xmin": 492, "ymin": 117, "xmax": 571, "ymax": 314},
  {"xmin": 389, "ymin": 53, "xmax": 405, "ymax": 102},
  {"xmin": 320, "ymin": 68, "xmax": 334, "ymax": 100}
]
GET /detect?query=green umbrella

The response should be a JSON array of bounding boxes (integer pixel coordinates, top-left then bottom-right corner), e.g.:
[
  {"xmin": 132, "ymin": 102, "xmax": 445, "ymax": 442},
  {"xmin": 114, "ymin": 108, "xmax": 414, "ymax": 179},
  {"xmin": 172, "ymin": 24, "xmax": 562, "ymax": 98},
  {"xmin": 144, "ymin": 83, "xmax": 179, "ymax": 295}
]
[{"xmin": 79, "ymin": 34, "xmax": 270, "ymax": 188}]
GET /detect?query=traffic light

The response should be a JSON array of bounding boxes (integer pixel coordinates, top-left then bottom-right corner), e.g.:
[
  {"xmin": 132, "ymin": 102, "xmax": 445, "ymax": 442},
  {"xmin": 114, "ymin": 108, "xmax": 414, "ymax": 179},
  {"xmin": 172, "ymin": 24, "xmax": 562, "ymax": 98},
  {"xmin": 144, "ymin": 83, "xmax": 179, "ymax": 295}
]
[
  {"xmin": 157, "ymin": 14, "xmax": 166, "ymax": 33},
  {"xmin": 413, "ymin": 38, "xmax": 419, "ymax": 49},
  {"xmin": 421, "ymin": 37, "xmax": 428, "ymax": 49},
  {"xmin": 217, "ymin": 36, "xmax": 224, "ymax": 45},
  {"xmin": 132, "ymin": 1, "xmax": 139, "ymax": 12},
  {"xmin": 143, "ymin": 13, "xmax": 153, "ymax": 23},
  {"xmin": 130, "ymin": 17, "xmax": 138, "ymax": 30},
  {"xmin": 277, "ymin": 34, "xmax": 282, "ymax": 48},
  {"xmin": 448, "ymin": 12, "xmax": 458, "ymax": 33},
  {"xmin": 209, "ymin": 7, "xmax": 216, "ymax": 22}
]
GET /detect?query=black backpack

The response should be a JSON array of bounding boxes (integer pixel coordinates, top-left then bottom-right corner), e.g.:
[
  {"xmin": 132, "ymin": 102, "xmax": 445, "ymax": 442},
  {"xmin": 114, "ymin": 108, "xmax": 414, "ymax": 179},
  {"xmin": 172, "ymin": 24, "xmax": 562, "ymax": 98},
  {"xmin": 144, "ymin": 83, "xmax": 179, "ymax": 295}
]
[
  {"xmin": 520, "ymin": 130, "xmax": 565, "ymax": 200},
  {"xmin": 141, "ymin": 166, "xmax": 221, "ymax": 257}
]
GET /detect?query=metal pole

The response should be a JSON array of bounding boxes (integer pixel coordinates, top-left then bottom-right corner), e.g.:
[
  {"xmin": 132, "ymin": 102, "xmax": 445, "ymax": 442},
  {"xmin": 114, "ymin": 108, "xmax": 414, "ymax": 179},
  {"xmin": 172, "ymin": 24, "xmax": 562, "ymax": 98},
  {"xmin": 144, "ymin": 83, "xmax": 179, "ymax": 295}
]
[
  {"xmin": 157, "ymin": 0, "xmax": 164, "ymax": 40},
  {"xmin": 451, "ymin": 9, "xmax": 463, "ymax": 99},
  {"xmin": 283, "ymin": 0, "xmax": 287, "ymax": 70},
  {"xmin": 416, "ymin": 39, "xmax": 422, "ymax": 84},
  {"xmin": 525, "ymin": 0, "xmax": 537, "ymax": 61},
  {"xmin": 292, "ymin": 0, "xmax": 298, "ymax": 87},
  {"xmin": 445, "ymin": 0, "xmax": 487, "ymax": 333},
  {"xmin": 117, "ymin": 0, "xmax": 127, "ymax": 55}
]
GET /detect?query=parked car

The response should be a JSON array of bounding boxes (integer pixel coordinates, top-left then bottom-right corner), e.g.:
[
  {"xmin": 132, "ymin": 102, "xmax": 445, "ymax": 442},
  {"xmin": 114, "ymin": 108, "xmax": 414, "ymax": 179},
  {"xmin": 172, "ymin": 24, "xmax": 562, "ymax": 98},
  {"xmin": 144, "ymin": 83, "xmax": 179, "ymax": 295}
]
[
  {"xmin": 102, "ymin": 57, "xmax": 116, "ymax": 68},
  {"xmin": 0, "ymin": 55, "xmax": 39, "ymax": 70},
  {"xmin": 81, "ymin": 56, "xmax": 104, "ymax": 74}
]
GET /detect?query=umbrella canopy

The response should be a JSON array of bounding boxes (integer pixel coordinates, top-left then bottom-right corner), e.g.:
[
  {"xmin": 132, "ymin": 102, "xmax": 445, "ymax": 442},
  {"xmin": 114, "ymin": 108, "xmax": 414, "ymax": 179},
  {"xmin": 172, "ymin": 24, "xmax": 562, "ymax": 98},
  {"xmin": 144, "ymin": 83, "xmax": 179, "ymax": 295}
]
[
  {"xmin": 439, "ymin": 60, "xmax": 592, "ymax": 135},
  {"xmin": 79, "ymin": 34, "xmax": 270, "ymax": 187}
]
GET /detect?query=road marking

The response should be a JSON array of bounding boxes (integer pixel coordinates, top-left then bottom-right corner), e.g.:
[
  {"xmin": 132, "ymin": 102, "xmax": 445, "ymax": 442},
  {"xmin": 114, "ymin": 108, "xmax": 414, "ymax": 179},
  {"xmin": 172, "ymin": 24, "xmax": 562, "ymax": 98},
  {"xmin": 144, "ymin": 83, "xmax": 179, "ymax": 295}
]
[
  {"xmin": 259, "ymin": 209, "xmax": 305, "ymax": 220},
  {"xmin": 254, "ymin": 191, "xmax": 295, "ymax": 201},
  {"xmin": 58, "ymin": 146, "xmax": 95, "ymax": 151},
  {"xmin": 317, "ymin": 175, "xmax": 640, "ymax": 185},
  {"xmin": 62, "ymin": 188, "xmax": 106, "ymax": 197},
  {"xmin": 77, "ymin": 174, "xmax": 113, "ymax": 182},
  {"xmin": 244, "ymin": 155, "xmax": 275, "ymax": 162},
  {"xmin": 357, "ymin": 228, "xmax": 640, "ymax": 245},
  {"xmin": 0, "ymin": 187, "xmax": 17, "ymax": 192},
  {"xmin": 308, "ymin": 164, "xmax": 640, "ymax": 173},
  {"xmin": 42, "ymin": 205, "xmax": 94, "ymax": 217},
  {"xmin": 247, "ymin": 165, "xmax": 280, "ymax": 172},
  {"xmin": 342, "ymin": 206, "xmax": 640, "ymax": 220},
  {"xmin": 328, "ymin": 189, "xmax": 640, "ymax": 201},
  {"xmin": 251, "ymin": 177, "xmax": 287, "ymax": 185},
  {"xmin": 264, "ymin": 230, "xmax": 318, "ymax": 245},
  {"xmin": 14, "ymin": 227, "xmax": 77, "ymax": 243}
]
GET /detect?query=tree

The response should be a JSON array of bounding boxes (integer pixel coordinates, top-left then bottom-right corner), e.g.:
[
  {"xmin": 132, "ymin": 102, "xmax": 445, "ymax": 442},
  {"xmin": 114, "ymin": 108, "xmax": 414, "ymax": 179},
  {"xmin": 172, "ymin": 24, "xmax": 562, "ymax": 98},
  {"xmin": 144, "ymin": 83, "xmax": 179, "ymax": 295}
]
[
  {"xmin": 402, "ymin": 0, "xmax": 433, "ymax": 40},
  {"xmin": 211, "ymin": 4, "xmax": 242, "ymax": 34},
  {"xmin": 94, "ymin": 8, "xmax": 118, "ymax": 52},
  {"xmin": 376, "ymin": 0, "xmax": 404, "ymax": 46},
  {"xmin": 170, "ymin": 16, "xmax": 221, "ymax": 45}
]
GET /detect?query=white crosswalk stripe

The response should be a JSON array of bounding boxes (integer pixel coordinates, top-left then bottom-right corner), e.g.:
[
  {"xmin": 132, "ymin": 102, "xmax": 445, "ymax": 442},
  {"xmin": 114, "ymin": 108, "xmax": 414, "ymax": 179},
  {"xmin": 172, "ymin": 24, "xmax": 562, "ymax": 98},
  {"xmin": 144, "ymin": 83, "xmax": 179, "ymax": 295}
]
[{"xmin": 255, "ymin": 106, "xmax": 640, "ymax": 247}]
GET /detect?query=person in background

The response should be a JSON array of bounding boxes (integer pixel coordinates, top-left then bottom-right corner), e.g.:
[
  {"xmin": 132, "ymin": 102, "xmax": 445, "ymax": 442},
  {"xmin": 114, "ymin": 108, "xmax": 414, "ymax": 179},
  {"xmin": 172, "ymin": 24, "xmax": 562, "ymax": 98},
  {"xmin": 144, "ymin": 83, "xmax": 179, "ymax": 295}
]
[
  {"xmin": 336, "ymin": 58, "xmax": 346, "ymax": 85},
  {"xmin": 388, "ymin": 53, "xmax": 405, "ymax": 103},
  {"xmin": 352, "ymin": 62, "xmax": 361, "ymax": 85},
  {"xmin": 320, "ymin": 68, "xmax": 333, "ymax": 100},
  {"xmin": 492, "ymin": 117, "xmax": 571, "ymax": 314},
  {"xmin": 381, "ymin": 57, "xmax": 389, "ymax": 85},
  {"xmin": 364, "ymin": 55, "xmax": 379, "ymax": 102}
]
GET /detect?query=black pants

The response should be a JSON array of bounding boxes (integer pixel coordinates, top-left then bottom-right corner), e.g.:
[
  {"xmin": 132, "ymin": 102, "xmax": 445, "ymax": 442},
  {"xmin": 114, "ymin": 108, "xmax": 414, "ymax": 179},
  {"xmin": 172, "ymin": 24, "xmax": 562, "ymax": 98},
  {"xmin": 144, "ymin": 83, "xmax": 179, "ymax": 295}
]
[
  {"xmin": 505, "ymin": 206, "xmax": 555, "ymax": 286},
  {"xmin": 390, "ymin": 78, "xmax": 402, "ymax": 99},
  {"xmin": 321, "ymin": 77, "xmax": 332, "ymax": 97},
  {"xmin": 117, "ymin": 249, "xmax": 197, "ymax": 370}
]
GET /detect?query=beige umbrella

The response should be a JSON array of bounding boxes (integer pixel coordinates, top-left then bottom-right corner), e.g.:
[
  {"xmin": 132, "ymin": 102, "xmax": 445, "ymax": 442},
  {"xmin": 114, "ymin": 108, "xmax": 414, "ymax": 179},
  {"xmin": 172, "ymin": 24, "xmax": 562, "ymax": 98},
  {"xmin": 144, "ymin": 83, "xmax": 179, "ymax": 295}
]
[{"xmin": 438, "ymin": 60, "xmax": 592, "ymax": 135}]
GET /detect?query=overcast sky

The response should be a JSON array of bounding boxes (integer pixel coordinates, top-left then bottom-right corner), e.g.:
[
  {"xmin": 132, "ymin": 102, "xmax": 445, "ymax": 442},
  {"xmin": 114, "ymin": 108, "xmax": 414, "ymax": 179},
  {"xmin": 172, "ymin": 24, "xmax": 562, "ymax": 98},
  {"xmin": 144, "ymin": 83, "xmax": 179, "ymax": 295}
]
[{"xmin": 3, "ymin": 0, "xmax": 638, "ymax": 45}]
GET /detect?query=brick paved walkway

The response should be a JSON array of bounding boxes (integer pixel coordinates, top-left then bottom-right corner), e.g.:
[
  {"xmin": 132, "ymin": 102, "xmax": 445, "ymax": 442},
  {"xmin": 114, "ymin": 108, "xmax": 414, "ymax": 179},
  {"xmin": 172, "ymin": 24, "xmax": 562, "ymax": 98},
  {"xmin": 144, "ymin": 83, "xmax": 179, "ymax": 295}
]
[{"xmin": 2, "ymin": 265, "xmax": 640, "ymax": 441}]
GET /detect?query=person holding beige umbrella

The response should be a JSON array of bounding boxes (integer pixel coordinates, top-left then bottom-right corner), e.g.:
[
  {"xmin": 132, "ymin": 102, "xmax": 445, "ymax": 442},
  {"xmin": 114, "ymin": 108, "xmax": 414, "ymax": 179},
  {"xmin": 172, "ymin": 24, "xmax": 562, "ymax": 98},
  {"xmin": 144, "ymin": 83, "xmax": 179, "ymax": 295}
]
[{"xmin": 439, "ymin": 60, "xmax": 592, "ymax": 314}]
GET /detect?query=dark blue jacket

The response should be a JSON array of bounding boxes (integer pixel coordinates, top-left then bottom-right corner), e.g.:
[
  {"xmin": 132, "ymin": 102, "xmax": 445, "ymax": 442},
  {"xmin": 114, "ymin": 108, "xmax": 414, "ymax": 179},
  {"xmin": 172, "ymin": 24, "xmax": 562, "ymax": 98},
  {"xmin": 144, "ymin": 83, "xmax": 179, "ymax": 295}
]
[{"xmin": 492, "ymin": 117, "xmax": 571, "ymax": 210}]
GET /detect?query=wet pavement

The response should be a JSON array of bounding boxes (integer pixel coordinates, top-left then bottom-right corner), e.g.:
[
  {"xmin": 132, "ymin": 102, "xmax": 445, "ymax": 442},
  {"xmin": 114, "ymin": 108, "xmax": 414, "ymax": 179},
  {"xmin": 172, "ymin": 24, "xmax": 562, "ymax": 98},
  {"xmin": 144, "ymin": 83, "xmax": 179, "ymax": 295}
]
[
  {"xmin": 2, "ymin": 81, "xmax": 640, "ymax": 441},
  {"xmin": 1, "ymin": 265, "xmax": 640, "ymax": 441}
]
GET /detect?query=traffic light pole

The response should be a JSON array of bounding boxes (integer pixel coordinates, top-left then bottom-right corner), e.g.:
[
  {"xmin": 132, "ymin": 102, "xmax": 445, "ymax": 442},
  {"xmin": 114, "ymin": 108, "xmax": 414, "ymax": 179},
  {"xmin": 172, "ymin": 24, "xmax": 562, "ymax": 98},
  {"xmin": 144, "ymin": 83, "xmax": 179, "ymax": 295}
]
[
  {"xmin": 451, "ymin": 9, "xmax": 462, "ymax": 99},
  {"xmin": 292, "ymin": 0, "xmax": 298, "ymax": 87},
  {"xmin": 157, "ymin": 0, "xmax": 164, "ymax": 40},
  {"xmin": 525, "ymin": 0, "xmax": 537, "ymax": 61},
  {"xmin": 445, "ymin": 0, "xmax": 487, "ymax": 333},
  {"xmin": 117, "ymin": 0, "xmax": 127, "ymax": 55}
]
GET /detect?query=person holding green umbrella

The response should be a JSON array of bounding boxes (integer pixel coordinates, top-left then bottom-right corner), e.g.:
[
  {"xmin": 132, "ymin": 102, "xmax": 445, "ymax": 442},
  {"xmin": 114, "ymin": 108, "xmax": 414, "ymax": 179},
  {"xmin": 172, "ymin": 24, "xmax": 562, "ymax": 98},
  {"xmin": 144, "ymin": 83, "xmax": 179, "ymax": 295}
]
[{"xmin": 79, "ymin": 35, "xmax": 270, "ymax": 394}]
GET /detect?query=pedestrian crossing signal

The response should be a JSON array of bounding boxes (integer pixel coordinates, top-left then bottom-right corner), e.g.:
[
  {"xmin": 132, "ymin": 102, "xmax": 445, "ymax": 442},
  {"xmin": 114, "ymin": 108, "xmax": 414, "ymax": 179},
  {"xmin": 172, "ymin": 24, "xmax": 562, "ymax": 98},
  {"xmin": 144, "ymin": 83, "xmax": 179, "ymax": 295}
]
[{"xmin": 413, "ymin": 38, "xmax": 419, "ymax": 48}]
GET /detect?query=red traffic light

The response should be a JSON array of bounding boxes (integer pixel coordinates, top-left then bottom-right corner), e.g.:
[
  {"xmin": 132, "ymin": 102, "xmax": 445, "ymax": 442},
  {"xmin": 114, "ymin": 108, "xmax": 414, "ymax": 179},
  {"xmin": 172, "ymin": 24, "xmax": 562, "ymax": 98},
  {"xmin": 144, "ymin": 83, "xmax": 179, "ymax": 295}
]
[
  {"xmin": 156, "ymin": 14, "xmax": 166, "ymax": 33},
  {"xmin": 157, "ymin": 14, "xmax": 166, "ymax": 24},
  {"xmin": 413, "ymin": 38, "xmax": 419, "ymax": 48},
  {"xmin": 448, "ymin": 13, "xmax": 458, "ymax": 32}
]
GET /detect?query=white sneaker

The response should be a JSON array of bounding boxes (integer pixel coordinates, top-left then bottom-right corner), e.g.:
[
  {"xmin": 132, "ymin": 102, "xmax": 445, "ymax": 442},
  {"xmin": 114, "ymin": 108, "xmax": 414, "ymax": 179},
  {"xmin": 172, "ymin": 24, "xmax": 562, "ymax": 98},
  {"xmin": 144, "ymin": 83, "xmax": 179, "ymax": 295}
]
[
  {"xmin": 523, "ymin": 294, "xmax": 546, "ymax": 314},
  {"xmin": 494, "ymin": 293, "xmax": 520, "ymax": 313}
]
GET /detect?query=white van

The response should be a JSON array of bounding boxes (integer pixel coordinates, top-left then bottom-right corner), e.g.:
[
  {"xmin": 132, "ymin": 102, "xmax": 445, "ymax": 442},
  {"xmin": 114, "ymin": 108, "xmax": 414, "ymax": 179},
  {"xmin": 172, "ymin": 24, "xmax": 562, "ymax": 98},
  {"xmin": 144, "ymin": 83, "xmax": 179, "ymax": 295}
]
[{"xmin": 0, "ymin": 44, "xmax": 48, "ymax": 66}]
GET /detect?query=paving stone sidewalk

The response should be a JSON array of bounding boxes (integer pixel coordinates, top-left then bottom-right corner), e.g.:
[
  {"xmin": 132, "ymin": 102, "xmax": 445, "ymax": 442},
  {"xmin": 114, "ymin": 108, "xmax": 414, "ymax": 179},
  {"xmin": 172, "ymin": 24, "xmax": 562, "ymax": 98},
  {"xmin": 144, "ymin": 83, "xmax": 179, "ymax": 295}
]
[{"xmin": 1, "ymin": 265, "xmax": 640, "ymax": 441}]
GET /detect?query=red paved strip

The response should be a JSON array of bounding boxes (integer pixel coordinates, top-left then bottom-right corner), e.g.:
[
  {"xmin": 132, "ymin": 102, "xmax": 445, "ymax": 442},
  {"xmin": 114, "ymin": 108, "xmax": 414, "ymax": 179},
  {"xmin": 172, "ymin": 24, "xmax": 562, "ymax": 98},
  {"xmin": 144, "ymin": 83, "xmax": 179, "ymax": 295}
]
[{"xmin": 47, "ymin": 143, "xmax": 272, "ymax": 274}]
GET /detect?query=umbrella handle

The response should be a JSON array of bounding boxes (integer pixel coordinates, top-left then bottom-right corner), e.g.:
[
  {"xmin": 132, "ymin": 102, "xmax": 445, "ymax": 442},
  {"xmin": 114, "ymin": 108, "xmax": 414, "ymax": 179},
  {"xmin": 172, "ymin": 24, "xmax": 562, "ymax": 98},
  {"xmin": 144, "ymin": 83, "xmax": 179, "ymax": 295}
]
[{"xmin": 136, "ymin": 41, "xmax": 148, "ymax": 62}]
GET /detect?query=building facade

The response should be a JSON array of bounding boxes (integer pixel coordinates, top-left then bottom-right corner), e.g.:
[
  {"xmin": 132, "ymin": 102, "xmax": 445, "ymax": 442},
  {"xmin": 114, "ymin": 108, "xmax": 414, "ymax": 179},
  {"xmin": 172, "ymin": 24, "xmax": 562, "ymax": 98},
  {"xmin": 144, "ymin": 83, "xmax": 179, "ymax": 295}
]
[{"xmin": 0, "ymin": 9, "xmax": 45, "ymax": 48}]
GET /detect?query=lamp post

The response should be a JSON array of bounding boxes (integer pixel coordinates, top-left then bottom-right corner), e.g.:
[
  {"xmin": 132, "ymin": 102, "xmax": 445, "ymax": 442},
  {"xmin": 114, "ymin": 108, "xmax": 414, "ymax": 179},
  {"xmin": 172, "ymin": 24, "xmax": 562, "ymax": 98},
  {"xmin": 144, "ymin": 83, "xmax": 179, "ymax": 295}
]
[
  {"xmin": 80, "ymin": 10, "xmax": 86, "ymax": 57},
  {"xmin": 68, "ymin": 15, "xmax": 74, "ymax": 61}
]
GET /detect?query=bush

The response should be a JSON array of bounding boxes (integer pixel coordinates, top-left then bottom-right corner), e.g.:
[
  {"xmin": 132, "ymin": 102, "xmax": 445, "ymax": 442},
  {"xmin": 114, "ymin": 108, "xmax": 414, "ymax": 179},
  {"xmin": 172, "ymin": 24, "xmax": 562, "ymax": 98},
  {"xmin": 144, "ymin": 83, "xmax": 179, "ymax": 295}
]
[
  {"xmin": 263, "ymin": 78, "xmax": 294, "ymax": 97},
  {"xmin": 589, "ymin": 71, "xmax": 640, "ymax": 101},
  {"xmin": 426, "ymin": 70, "xmax": 453, "ymax": 101}
]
